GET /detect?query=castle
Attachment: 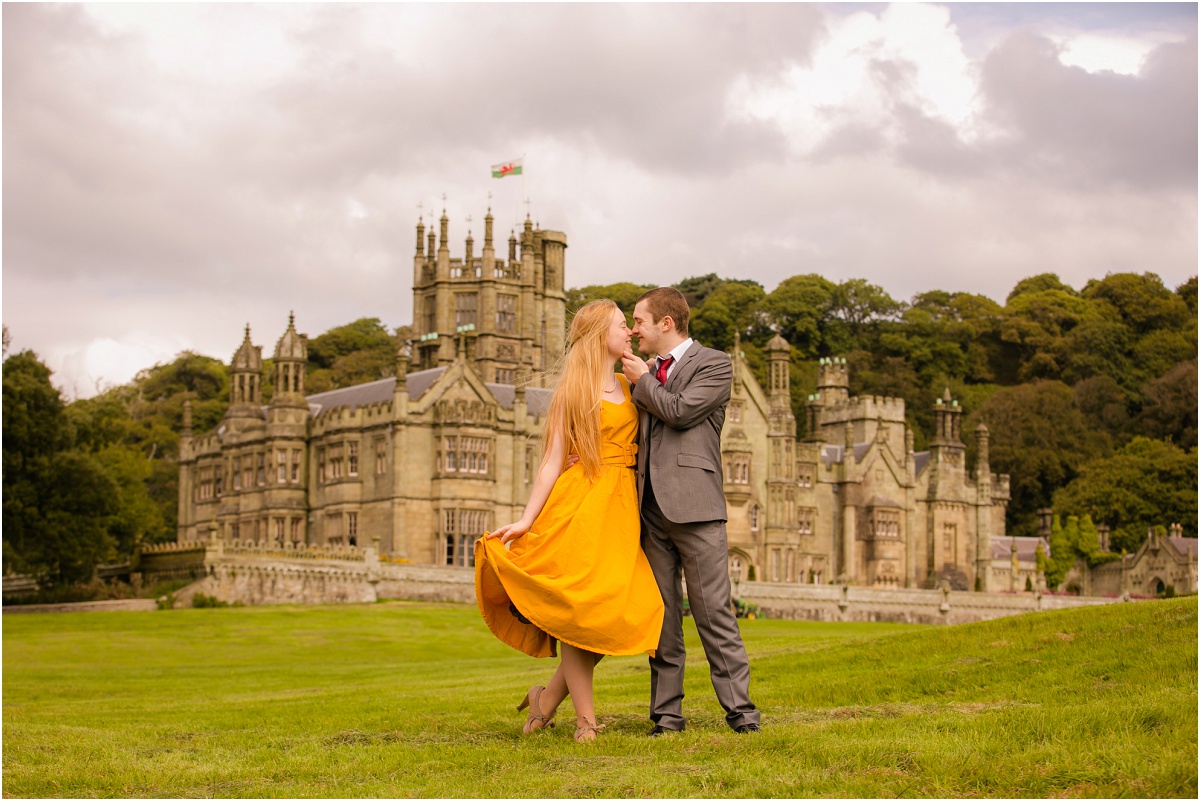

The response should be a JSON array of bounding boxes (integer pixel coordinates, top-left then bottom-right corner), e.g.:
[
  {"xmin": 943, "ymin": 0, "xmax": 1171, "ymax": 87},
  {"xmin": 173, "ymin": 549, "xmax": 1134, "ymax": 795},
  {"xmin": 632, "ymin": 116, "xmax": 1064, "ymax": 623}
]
[{"xmin": 177, "ymin": 212, "xmax": 1012, "ymax": 590}]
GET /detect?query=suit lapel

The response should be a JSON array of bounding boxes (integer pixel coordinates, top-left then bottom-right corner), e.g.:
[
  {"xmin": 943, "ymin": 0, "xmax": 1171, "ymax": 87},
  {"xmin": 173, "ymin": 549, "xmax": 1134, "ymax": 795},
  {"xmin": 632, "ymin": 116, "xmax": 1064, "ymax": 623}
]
[{"xmin": 665, "ymin": 340, "xmax": 703, "ymax": 392}]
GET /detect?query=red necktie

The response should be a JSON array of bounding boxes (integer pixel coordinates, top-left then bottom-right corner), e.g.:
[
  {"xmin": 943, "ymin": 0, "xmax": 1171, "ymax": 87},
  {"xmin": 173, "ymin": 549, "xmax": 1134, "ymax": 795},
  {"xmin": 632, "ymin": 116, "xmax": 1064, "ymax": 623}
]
[{"xmin": 655, "ymin": 356, "xmax": 674, "ymax": 384}]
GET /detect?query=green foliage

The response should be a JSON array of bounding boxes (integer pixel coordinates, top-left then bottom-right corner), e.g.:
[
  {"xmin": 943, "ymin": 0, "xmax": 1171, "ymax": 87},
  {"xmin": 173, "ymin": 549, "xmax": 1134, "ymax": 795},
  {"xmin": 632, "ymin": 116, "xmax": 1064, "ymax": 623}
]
[
  {"xmin": 565, "ymin": 282, "xmax": 654, "ymax": 316},
  {"xmin": 1053, "ymin": 437, "xmax": 1199, "ymax": 553},
  {"xmin": 1045, "ymin": 516, "xmax": 1069, "ymax": 589},
  {"xmin": 3, "ymin": 352, "xmax": 120, "ymax": 585},
  {"xmin": 687, "ymin": 280, "xmax": 767, "ymax": 352},
  {"xmin": 1133, "ymin": 360, "xmax": 1197, "ymax": 448},
  {"xmin": 967, "ymin": 381, "xmax": 1112, "ymax": 536},
  {"xmin": 305, "ymin": 318, "xmax": 398, "ymax": 391},
  {"xmin": 191, "ymin": 593, "xmax": 229, "ymax": 609}
]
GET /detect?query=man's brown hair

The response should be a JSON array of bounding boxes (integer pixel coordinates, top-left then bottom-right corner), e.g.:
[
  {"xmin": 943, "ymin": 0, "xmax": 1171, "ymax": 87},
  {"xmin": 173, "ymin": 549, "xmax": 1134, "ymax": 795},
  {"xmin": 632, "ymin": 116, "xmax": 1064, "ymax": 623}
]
[{"xmin": 637, "ymin": 287, "xmax": 690, "ymax": 336}]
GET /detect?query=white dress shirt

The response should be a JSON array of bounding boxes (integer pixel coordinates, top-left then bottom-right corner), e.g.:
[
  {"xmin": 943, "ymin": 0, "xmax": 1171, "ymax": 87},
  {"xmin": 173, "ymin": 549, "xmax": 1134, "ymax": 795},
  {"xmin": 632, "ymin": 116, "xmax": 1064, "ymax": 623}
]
[{"xmin": 655, "ymin": 337, "xmax": 693, "ymax": 382}]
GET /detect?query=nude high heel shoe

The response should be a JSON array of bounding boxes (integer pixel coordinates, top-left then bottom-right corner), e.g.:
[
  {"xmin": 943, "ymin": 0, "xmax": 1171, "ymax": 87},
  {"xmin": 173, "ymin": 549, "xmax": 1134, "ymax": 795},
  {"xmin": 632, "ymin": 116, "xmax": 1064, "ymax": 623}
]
[
  {"xmin": 517, "ymin": 685, "xmax": 556, "ymax": 733},
  {"xmin": 574, "ymin": 716, "xmax": 606, "ymax": 743}
]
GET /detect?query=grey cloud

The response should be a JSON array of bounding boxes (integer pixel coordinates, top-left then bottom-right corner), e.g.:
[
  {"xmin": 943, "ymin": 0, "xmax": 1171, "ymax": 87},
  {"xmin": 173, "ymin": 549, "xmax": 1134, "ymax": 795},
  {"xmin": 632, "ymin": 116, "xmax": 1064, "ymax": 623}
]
[{"xmin": 978, "ymin": 26, "xmax": 1198, "ymax": 192}]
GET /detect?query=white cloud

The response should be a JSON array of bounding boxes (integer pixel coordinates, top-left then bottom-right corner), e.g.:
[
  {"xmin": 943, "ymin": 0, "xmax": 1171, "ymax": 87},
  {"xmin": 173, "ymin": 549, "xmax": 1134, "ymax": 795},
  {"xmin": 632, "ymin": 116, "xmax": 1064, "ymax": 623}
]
[
  {"xmin": 1053, "ymin": 33, "xmax": 1160, "ymax": 75},
  {"xmin": 731, "ymin": 3, "xmax": 979, "ymax": 154}
]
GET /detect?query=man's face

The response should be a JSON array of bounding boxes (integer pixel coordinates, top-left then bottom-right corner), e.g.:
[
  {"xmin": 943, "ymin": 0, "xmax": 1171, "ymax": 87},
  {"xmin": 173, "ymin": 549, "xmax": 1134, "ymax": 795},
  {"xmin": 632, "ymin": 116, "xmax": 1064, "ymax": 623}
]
[{"xmin": 631, "ymin": 300, "xmax": 661, "ymax": 356}]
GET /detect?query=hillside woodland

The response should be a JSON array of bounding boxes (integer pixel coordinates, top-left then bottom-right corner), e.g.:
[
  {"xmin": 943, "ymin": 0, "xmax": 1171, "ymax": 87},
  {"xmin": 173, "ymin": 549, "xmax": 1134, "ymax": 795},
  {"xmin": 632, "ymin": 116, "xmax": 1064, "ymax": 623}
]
[{"xmin": 3, "ymin": 271, "xmax": 1195, "ymax": 588}]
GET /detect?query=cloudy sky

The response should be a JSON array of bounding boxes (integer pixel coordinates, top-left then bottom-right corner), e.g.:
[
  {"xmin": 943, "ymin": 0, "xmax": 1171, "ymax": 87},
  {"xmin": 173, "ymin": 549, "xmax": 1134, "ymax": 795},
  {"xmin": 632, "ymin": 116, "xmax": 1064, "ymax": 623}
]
[{"xmin": 3, "ymin": 2, "xmax": 1196, "ymax": 399}]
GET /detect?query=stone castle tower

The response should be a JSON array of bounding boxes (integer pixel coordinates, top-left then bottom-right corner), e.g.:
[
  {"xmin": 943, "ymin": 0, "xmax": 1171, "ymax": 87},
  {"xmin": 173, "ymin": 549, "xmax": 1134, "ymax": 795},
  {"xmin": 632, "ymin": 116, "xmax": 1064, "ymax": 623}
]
[{"xmin": 411, "ymin": 209, "xmax": 566, "ymax": 384}]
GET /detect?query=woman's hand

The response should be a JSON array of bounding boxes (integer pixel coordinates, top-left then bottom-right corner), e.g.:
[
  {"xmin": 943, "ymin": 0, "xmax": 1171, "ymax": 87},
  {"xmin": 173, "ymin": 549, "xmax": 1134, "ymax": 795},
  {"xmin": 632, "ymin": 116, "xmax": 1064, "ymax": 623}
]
[{"xmin": 487, "ymin": 518, "xmax": 532, "ymax": 544}]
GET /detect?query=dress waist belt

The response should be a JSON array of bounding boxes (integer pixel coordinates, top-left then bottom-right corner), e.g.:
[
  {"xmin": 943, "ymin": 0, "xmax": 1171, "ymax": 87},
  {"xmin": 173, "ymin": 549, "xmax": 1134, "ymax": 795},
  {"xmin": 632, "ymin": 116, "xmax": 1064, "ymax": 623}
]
[{"xmin": 600, "ymin": 443, "xmax": 638, "ymax": 467}]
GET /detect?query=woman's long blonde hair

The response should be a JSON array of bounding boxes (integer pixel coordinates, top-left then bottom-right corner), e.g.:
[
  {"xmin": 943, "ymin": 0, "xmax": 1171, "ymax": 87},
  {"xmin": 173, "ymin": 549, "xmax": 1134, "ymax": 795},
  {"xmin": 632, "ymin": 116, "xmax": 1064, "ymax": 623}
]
[{"xmin": 543, "ymin": 299, "xmax": 620, "ymax": 480}]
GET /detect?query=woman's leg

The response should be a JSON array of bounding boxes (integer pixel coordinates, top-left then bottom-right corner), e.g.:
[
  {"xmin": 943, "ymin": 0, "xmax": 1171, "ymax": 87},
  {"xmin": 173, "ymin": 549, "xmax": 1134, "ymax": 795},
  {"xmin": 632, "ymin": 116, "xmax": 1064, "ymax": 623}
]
[
  {"xmin": 540, "ymin": 663, "xmax": 568, "ymax": 714},
  {"xmin": 560, "ymin": 642, "xmax": 600, "ymax": 734},
  {"xmin": 540, "ymin": 650, "xmax": 604, "ymax": 714}
]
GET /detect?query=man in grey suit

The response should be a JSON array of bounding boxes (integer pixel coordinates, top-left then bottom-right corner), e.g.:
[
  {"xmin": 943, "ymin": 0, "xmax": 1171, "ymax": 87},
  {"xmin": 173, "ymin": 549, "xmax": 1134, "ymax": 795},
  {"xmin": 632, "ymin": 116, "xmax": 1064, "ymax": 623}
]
[{"xmin": 620, "ymin": 287, "xmax": 761, "ymax": 736}]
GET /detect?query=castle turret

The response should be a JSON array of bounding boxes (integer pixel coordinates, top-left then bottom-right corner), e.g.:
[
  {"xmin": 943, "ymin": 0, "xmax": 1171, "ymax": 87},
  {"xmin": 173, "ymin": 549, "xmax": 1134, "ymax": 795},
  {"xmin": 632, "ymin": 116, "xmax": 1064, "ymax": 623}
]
[
  {"xmin": 817, "ymin": 357, "xmax": 849, "ymax": 405},
  {"xmin": 270, "ymin": 312, "xmax": 308, "ymax": 408},
  {"xmin": 414, "ymin": 217, "xmax": 426, "ymax": 288},
  {"xmin": 225, "ymin": 325, "xmax": 263, "ymax": 420}
]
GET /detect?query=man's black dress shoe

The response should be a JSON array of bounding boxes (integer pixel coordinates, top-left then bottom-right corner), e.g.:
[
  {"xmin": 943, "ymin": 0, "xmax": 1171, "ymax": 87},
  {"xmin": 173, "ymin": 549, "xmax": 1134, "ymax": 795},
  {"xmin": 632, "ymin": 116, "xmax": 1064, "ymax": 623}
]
[
  {"xmin": 734, "ymin": 723, "xmax": 761, "ymax": 734},
  {"xmin": 649, "ymin": 725, "xmax": 681, "ymax": 737}
]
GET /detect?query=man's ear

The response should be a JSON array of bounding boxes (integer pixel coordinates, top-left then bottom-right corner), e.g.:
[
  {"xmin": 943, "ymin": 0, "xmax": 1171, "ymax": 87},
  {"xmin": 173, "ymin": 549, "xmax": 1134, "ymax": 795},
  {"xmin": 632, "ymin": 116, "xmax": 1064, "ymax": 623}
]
[{"xmin": 660, "ymin": 315, "xmax": 675, "ymax": 333}]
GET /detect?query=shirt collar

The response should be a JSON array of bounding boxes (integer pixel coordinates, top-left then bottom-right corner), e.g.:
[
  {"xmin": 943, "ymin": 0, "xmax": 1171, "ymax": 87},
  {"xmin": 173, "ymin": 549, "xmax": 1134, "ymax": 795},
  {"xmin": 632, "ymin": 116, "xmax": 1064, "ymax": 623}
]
[{"xmin": 658, "ymin": 337, "xmax": 693, "ymax": 364}]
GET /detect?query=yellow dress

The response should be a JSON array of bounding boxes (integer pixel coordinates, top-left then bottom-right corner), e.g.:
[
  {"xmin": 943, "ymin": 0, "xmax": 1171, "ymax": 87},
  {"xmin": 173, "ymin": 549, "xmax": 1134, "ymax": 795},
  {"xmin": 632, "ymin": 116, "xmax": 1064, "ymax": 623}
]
[{"xmin": 475, "ymin": 375, "xmax": 664, "ymax": 658}]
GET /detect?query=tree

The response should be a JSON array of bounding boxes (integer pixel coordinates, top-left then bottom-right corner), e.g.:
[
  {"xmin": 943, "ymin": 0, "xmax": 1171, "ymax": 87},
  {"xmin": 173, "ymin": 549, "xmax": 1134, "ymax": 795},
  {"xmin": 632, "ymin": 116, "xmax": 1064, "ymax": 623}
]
[
  {"xmin": 2, "ymin": 351, "xmax": 120, "ymax": 585},
  {"xmin": 1131, "ymin": 360, "xmax": 1197, "ymax": 448},
  {"xmin": 565, "ymin": 282, "xmax": 654, "ymax": 315},
  {"xmin": 1007, "ymin": 273, "xmax": 1078, "ymax": 303},
  {"xmin": 759, "ymin": 274, "xmax": 836, "ymax": 359},
  {"xmin": 1081, "ymin": 272, "xmax": 1191, "ymax": 337},
  {"xmin": 1045, "ymin": 515, "xmax": 1070, "ymax": 590},
  {"xmin": 688, "ymin": 281, "xmax": 767, "ymax": 353},
  {"xmin": 966, "ymin": 380, "xmax": 1111, "ymax": 536},
  {"xmin": 1052, "ymin": 437, "xmax": 1198, "ymax": 553}
]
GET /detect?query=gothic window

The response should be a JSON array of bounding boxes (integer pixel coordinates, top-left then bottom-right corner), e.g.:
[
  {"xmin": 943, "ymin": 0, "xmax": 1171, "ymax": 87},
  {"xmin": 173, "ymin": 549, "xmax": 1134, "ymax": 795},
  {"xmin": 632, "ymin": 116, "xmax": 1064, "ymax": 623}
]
[
  {"xmin": 325, "ymin": 513, "xmax": 343, "ymax": 545},
  {"xmin": 442, "ymin": 509, "xmax": 487, "ymax": 566},
  {"xmin": 215, "ymin": 468, "xmax": 223, "ymax": 496},
  {"xmin": 749, "ymin": 504, "xmax": 761, "ymax": 532},
  {"xmin": 943, "ymin": 522, "xmax": 957, "ymax": 562},
  {"xmin": 230, "ymin": 522, "xmax": 240, "ymax": 540},
  {"xmin": 256, "ymin": 452, "xmax": 266, "ymax": 486},
  {"xmin": 243, "ymin": 457, "xmax": 253, "ymax": 491},
  {"xmin": 770, "ymin": 549, "xmax": 781, "ymax": 582},
  {"xmin": 497, "ymin": 294, "xmax": 517, "ymax": 333},
  {"xmin": 798, "ymin": 507, "xmax": 815, "ymax": 536},
  {"xmin": 291, "ymin": 449, "xmax": 302, "ymax": 482},
  {"xmin": 785, "ymin": 487, "xmax": 795, "ymax": 526},
  {"xmin": 455, "ymin": 293, "xmax": 478, "ymax": 327},
  {"xmin": 495, "ymin": 367, "xmax": 516, "ymax": 384},
  {"xmin": 423, "ymin": 297, "xmax": 436, "ymax": 333},
  {"xmin": 442, "ymin": 436, "xmax": 491, "ymax": 475},
  {"xmin": 273, "ymin": 518, "xmax": 285, "ymax": 543},
  {"xmin": 290, "ymin": 517, "xmax": 302, "ymax": 543},
  {"xmin": 798, "ymin": 462, "xmax": 815, "ymax": 489},
  {"xmin": 276, "ymin": 450, "xmax": 287, "ymax": 483},
  {"xmin": 233, "ymin": 457, "xmax": 242, "ymax": 490},
  {"xmin": 873, "ymin": 509, "xmax": 900, "ymax": 538},
  {"xmin": 347, "ymin": 512, "xmax": 358, "ymax": 546},
  {"xmin": 727, "ymin": 454, "xmax": 751, "ymax": 485},
  {"xmin": 374, "ymin": 437, "xmax": 387, "ymax": 475},
  {"xmin": 330, "ymin": 444, "xmax": 344, "ymax": 479},
  {"xmin": 348, "ymin": 442, "xmax": 359, "ymax": 477},
  {"xmin": 317, "ymin": 448, "xmax": 326, "ymax": 484},
  {"xmin": 729, "ymin": 402, "xmax": 742, "ymax": 423}
]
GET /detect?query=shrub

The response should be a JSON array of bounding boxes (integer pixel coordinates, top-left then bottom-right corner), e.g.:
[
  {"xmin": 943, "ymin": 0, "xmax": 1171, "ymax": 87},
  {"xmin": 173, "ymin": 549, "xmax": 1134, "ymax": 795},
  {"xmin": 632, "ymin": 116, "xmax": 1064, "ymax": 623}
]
[{"xmin": 191, "ymin": 593, "xmax": 228, "ymax": 608}]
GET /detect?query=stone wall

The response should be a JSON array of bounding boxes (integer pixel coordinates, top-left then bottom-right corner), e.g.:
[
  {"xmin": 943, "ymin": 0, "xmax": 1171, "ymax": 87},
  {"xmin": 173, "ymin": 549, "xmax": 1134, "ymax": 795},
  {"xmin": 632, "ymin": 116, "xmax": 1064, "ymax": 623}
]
[
  {"xmin": 737, "ymin": 581, "xmax": 1123, "ymax": 625},
  {"xmin": 166, "ymin": 540, "xmax": 1129, "ymax": 624}
]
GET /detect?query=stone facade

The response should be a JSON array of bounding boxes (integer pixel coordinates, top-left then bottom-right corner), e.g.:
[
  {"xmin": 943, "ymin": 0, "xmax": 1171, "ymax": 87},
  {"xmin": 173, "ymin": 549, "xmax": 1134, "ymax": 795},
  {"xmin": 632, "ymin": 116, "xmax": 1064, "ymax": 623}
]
[{"xmin": 178, "ymin": 212, "xmax": 1011, "ymax": 590}]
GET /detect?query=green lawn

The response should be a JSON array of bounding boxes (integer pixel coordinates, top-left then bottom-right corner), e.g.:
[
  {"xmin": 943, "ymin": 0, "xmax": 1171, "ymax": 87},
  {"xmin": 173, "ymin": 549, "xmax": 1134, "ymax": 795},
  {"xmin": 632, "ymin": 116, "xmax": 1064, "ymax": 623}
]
[{"xmin": 3, "ymin": 597, "xmax": 1196, "ymax": 798}]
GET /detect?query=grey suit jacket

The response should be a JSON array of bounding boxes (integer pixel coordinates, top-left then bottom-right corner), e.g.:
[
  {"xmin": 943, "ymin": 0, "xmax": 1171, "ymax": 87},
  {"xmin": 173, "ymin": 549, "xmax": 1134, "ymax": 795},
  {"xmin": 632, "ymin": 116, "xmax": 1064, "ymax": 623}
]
[{"xmin": 630, "ymin": 340, "xmax": 732, "ymax": 524}]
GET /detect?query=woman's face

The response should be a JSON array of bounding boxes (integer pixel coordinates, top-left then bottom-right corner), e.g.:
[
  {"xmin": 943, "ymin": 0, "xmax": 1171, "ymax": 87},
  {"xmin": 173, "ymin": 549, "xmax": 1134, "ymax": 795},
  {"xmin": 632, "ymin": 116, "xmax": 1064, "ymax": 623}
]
[{"xmin": 605, "ymin": 307, "xmax": 632, "ymax": 361}]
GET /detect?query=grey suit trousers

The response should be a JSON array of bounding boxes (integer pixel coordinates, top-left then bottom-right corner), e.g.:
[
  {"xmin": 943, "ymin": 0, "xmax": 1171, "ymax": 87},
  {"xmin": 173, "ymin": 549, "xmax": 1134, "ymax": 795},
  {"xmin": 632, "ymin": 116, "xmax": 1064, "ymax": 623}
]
[{"xmin": 642, "ymin": 484, "xmax": 760, "ymax": 731}]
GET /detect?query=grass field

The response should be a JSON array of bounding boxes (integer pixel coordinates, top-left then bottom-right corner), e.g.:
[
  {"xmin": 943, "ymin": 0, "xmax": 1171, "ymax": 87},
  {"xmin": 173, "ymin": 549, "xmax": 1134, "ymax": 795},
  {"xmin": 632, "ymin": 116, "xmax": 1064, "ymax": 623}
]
[{"xmin": 3, "ymin": 597, "xmax": 1196, "ymax": 798}]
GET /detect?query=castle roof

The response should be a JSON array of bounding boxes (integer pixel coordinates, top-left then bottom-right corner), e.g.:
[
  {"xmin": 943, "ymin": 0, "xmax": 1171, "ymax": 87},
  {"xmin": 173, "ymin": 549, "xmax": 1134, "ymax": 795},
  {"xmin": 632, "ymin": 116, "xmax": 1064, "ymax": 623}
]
[
  {"xmin": 231, "ymin": 325, "xmax": 263, "ymax": 371},
  {"xmin": 274, "ymin": 313, "xmax": 307, "ymax": 361},
  {"xmin": 302, "ymin": 367, "xmax": 553, "ymax": 415},
  {"xmin": 913, "ymin": 451, "xmax": 931, "ymax": 477},
  {"xmin": 765, "ymin": 333, "xmax": 790, "ymax": 352},
  {"xmin": 1168, "ymin": 536, "xmax": 1198, "ymax": 559},
  {"xmin": 990, "ymin": 535, "xmax": 1050, "ymax": 562}
]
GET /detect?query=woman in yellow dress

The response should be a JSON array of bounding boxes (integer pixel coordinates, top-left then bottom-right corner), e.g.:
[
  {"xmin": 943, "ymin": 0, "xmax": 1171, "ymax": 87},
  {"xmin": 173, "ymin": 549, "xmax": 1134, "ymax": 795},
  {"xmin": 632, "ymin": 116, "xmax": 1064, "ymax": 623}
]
[{"xmin": 475, "ymin": 300, "xmax": 665, "ymax": 743}]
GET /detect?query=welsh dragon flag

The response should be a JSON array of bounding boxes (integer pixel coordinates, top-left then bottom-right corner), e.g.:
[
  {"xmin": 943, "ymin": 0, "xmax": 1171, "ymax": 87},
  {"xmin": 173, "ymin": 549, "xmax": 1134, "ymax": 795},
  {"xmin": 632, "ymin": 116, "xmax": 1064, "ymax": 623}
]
[{"xmin": 491, "ymin": 158, "xmax": 523, "ymax": 178}]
